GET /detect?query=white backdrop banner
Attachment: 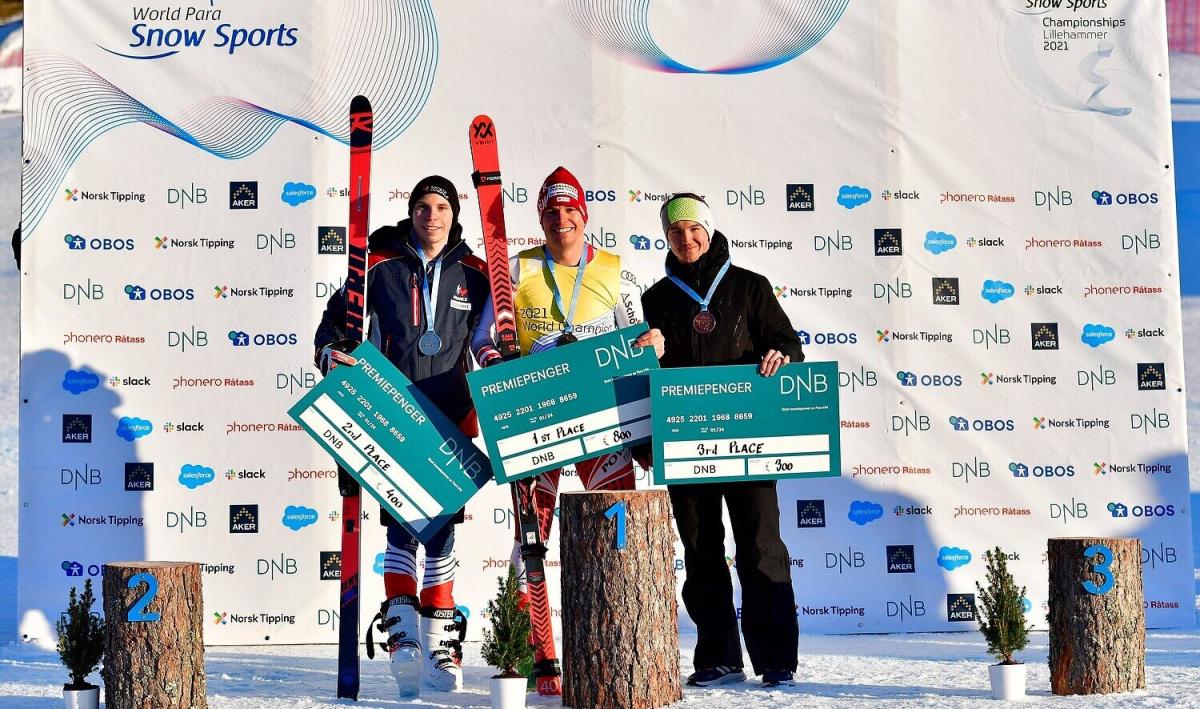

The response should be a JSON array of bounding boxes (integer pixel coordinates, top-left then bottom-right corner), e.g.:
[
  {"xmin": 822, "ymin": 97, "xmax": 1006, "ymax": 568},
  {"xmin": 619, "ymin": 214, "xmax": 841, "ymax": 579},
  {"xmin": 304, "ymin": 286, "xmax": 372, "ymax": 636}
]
[{"xmin": 19, "ymin": 0, "xmax": 1194, "ymax": 647}]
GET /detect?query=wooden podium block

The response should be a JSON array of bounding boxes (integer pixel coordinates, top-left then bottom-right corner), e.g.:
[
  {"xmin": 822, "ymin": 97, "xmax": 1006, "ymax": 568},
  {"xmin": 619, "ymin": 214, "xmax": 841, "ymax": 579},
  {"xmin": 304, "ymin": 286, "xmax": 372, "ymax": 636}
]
[
  {"xmin": 102, "ymin": 561, "xmax": 207, "ymax": 709},
  {"xmin": 1047, "ymin": 537, "xmax": 1145, "ymax": 695},
  {"xmin": 560, "ymin": 490, "xmax": 682, "ymax": 709}
]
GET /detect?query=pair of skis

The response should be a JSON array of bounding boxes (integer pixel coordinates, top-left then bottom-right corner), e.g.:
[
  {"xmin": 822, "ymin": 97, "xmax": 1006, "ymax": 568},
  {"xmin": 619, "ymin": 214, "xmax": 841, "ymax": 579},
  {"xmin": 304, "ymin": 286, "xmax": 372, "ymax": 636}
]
[{"xmin": 333, "ymin": 103, "xmax": 561, "ymax": 698}]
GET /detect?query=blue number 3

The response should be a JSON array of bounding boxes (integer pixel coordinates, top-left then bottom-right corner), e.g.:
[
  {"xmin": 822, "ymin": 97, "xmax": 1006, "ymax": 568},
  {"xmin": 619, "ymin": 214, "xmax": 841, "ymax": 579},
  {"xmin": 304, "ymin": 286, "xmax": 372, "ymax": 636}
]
[
  {"xmin": 1082, "ymin": 544, "xmax": 1114, "ymax": 595},
  {"xmin": 127, "ymin": 572, "xmax": 161, "ymax": 622}
]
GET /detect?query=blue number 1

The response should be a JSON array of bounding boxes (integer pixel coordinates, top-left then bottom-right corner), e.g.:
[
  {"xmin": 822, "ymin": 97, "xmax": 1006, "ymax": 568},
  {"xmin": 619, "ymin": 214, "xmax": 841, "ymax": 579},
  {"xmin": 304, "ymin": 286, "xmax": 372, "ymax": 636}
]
[
  {"xmin": 605, "ymin": 502, "xmax": 627, "ymax": 550},
  {"xmin": 1082, "ymin": 544, "xmax": 1115, "ymax": 595},
  {"xmin": 127, "ymin": 572, "xmax": 161, "ymax": 622}
]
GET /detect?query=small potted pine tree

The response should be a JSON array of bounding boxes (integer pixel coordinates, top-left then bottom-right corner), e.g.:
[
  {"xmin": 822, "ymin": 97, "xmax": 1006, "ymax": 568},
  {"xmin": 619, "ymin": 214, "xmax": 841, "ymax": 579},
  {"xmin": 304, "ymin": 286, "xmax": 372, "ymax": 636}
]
[
  {"xmin": 56, "ymin": 579, "xmax": 104, "ymax": 709},
  {"xmin": 482, "ymin": 568, "xmax": 534, "ymax": 709},
  {"xmin": 975, "ymin": 547, "xmax": 1030, "ymax": 701}
]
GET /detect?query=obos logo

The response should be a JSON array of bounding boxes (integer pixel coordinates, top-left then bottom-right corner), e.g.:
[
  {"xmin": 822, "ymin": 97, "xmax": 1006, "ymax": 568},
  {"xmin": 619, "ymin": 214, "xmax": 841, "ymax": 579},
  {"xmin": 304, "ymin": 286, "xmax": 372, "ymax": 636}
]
[
  {"xmin": 980, "ymin": 280, "xmax": 1014, "ymax": 303},
  {"xmin": 924, "ymin": 230, "xmax": 956, "ymax": 254},
  {"xmin": 837, "ymin": 185, "xmax": 870, "ymax": 209},
  {"xmin": 1137, "ymin": 363, "xmax": 1165, "ymax": 391},
  {"xmin": 318, "ymin": 226, "xmax": 346, "ymax": 255},
  {"xmin": 124, "ymin": 284, "xmax": 195, "ymax": 301},
  {"xmin": 786, "ymin": 183, "xmax": 814, "ymax": 211},
  {"xmin": 886, "ymin": 545, "xmax": 915, "ymax": 573},
  {"xmin": 64, "ymin": 234, "xmax": 134, "ymax": 251},
  {"xmin": 1009, "ymin": 461, "xmax": 1074, "ymax": 478},
  {"xmin": 796, "ymin": 500, "xmax": 825, "ymax": 528},
  {"xmin": 896, "ymin": 370, "xmax": 961, "ymax": 387},
  {"xmin": 229, "ymin": 330, "xmax": 298, "ymax": 347},
  {"xmin": 1091, "ymin": 189, "xmax": 1158, "ymax": 206},
  {"xmin": 796, "ymin": 330, "xmax": 856, "ymax": 346},
  {"xmin": 229, "ymin": 504, "xmax": 260, "ymax": 533},
  {"xmin": 847, "ymin": 500, "xmax": 884, "ymax": 526},
  {"xmin": 949, "ymin": 416, "xmax": 1014, "ymax": 432},
  {"xmin": 937, "ymin": 546, "xmax": 971, "ymax": 571},
  {"xmin": 1108, "ymin": 501, "xmax": 1174, "ymax": 518},
  {"xmin": 1080, "ymin": 323, "xmax": 1115, "ymax": 348}
]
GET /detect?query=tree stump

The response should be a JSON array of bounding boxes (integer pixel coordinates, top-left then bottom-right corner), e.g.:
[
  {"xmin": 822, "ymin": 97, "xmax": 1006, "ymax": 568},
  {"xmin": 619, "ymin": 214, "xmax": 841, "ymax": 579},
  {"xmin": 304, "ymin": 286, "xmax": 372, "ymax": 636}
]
[
  {"xmin": 560, "ymin": 490, "xmax": 682, "ymax": 709},
  {"xmin": 102, "ymin": 561, "xmax": 207, "ymax": 709},
  {"xmin": 1047, "ymin": 538, "xmax": 1145, "ymax": 695}
]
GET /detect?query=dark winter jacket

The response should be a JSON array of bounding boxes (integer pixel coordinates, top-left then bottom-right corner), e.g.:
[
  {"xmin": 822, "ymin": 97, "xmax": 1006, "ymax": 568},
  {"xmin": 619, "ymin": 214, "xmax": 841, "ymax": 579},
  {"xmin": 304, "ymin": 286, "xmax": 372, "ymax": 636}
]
[
  {"xmin": 315, "ymin": 219, "xmax": 491, "ymax": 427},
  {"xmin": 640, "ymin": 231, "xmax": 804, "ymax": 368}
]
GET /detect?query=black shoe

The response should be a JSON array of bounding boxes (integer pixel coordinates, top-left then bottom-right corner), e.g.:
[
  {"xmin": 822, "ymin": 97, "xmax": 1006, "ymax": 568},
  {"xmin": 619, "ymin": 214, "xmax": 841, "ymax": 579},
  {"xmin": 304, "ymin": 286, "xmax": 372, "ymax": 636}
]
[
  {"xmin": 762, "ymin": 670, "xmax": 795, "ymax": 687},
  {"xmin": 687, "ymin": 666, "xmax": 746, "ymax": 687}
]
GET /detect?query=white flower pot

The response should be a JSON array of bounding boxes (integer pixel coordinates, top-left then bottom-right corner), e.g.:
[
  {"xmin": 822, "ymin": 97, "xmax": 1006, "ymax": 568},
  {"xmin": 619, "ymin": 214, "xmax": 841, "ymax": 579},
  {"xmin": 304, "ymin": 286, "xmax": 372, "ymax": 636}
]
[
  {"xmin": 490, "ymin": 675, "xmax": 527, "ymax": 709},
  {"xmin": 988, "ymin": 663, "xmax": 1026, "ymax": 701},
  {"xmin": 63, "ymin": 686, "xmax": 100, "ymax": 709}
]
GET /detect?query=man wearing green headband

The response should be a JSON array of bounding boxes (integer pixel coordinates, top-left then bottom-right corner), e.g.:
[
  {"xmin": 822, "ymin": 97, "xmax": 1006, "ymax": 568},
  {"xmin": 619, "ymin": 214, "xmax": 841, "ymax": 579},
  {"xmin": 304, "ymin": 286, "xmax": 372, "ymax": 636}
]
[{"xmin": 639, "ymin": 192, "xmax": 804, "ymax": 689}]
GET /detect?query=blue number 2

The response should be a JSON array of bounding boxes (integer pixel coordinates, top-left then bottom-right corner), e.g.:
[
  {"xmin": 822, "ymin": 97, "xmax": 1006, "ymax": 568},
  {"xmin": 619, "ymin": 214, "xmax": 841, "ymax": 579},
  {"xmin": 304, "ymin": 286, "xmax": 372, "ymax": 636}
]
[
  {"xmin": 1082, "ymin": 544, "xmax": 1115, "ymax": 595},
  {"xmin": 127, "ymin": 572, "xmax": 161, "ymax": 622},
  {"xmin": 605, "ymin": 502, "xmax": 627, "ymax": 550}
]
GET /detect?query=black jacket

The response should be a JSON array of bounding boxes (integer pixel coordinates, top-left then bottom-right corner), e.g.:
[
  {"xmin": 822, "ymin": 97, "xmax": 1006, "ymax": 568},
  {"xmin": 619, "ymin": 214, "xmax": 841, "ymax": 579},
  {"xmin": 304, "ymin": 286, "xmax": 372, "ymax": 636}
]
[
  {"xmin": 640, "ymin": 231, "xmax": 804, "ymax": 368},
  {"xmin": 315, "ymin": 219, "xmax": 490, "ymax": 427}
]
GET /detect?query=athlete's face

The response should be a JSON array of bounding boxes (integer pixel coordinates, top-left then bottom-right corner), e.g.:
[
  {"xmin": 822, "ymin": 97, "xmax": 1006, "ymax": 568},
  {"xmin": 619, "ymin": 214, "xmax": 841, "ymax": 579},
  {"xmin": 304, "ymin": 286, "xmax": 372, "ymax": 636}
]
[
  {"xmin": 667, "ymin": 220, "xmax": 710, "ymax": 263},
  {"xmin": 412, "ymin": 194, "xmax": 453, "ymax": 244},
  {"xmin": 541, "ymin": 205, "xmax": 586, "ymax": 246}
]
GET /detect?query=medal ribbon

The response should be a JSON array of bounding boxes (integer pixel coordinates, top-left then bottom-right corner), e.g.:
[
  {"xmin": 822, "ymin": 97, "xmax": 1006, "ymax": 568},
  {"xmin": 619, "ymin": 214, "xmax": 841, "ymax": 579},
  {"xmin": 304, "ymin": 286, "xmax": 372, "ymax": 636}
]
[
  {"xmin": 414, "ymin": 237, "xmax": 444, "ymax": 343},
  {"xmin": 543, "ymin": 245, "xmax": 590, "ymax": 334},
  {"xmin": 667, "ymin": 259, "xmax": 731, "ymax": 314}
]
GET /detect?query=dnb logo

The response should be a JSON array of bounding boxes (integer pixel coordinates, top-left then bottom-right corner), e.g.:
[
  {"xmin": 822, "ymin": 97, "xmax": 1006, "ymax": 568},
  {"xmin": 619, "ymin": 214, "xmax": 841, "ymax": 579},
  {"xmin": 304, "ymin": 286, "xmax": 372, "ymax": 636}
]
[
  {"xmin": 320, "ymin": 551, "xmax": 341, "ymax": 580},
  {"xmin": 796, "ymin": 499, "xmax": 825, "ymax": 528},
  {"xmin": 947, "ymin": 593, "xmax": 976, "ymax": 622},
  {"xmin": 229, "ymin": 504, "xmax": 259, "ymax": 533},
  {"xmin": 62, "ymin": 414, "xmax": 92, "ymax": 443},
  {"xmin": 1031, "ymin": 322, "xmax": 1059, "ymax": 350},
  {"xmin": 565, "ymin": 1, "xmax": 849, "ymax": 75},
  {"xmin": 874, "ymin": 228, "xmax": 902, "ymax": 256},
  {"xmin": 125, "ymin": 462, "xmax": 154, "ymax": 491},
  {"xmin": 886, "ymin": 545, "xmax": 915, "ymax": 574},
  {"xmin": 785, "ymin": 184, "xmax": 814, "ymax": 212},
  {"xmin": 318, "ymin": 226, "xmax": 346, "ymax": 255},
  {"xmin": 229, "ymin": 181, "xmax": 258, "ymax": 210},
  {"xmin": 1137, "ymin": 363, "xmax": 1165, "ymax": 391},
  {"xmin": 932, "ymin": 277, "xmax": 959, "ymax": 305}
]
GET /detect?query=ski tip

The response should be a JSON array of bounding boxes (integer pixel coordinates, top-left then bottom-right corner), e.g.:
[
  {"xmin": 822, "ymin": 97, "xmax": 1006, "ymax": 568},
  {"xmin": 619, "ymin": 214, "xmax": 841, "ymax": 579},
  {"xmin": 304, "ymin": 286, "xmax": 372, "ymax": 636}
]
[
  {"xmin": 470, "ymin": 113, "xmax": 492, "ymax": 124},
  {"xmin": 351, "ymin": 95, "xmax": 372, "ymax": 113}
]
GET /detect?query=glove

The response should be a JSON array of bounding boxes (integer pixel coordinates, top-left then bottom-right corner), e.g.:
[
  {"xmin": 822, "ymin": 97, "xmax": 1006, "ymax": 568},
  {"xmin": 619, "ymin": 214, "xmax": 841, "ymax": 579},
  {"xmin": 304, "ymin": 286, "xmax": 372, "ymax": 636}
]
[
  {"xmin": 317, "ymin": 338, "xmax": 359, "ymax": 375},
  {"xmin": 481, "ymin": 352, "xmax": 504, "ymax": 368}
]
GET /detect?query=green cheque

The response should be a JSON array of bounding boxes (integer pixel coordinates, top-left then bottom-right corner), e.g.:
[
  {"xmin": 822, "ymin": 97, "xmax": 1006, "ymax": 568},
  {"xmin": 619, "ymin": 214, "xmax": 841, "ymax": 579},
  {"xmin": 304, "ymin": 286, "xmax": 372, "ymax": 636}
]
[
  {"xmin": 468, "ymin": 324, "xmax": 658, "ymax": 484},
  {"xmin": 287, "ymin": 342, "xmax": 492, "ymax": 544},
  {"xmin": 650, "ymin": 362, "xmax": 841, "ymax": 485}
]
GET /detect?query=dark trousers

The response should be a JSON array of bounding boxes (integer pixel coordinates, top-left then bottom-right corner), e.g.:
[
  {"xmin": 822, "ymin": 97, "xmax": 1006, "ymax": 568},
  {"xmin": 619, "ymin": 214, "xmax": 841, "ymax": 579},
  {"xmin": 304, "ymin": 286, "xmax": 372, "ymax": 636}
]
[{"xmin": 669, "ymin": 480, "xmax": 799, "ymax": 675}]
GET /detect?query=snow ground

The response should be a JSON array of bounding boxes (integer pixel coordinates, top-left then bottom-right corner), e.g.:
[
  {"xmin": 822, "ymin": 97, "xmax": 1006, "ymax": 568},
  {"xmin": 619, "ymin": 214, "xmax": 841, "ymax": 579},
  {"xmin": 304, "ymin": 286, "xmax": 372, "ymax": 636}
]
[{"xmin": 0, "ymin": 108, "xmax": 1196, "ymax": 705}]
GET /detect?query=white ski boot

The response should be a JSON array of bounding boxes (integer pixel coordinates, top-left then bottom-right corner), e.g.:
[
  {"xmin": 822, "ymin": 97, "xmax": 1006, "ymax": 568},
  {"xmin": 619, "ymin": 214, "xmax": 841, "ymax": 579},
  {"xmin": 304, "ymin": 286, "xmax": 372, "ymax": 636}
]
[
  {"xmin": 379, "ymin": 595, "xmax": 421, "ymax": 698},
  {"xmin": 420, "ymin": 607, "xmax": 465, "ymax": 692}
]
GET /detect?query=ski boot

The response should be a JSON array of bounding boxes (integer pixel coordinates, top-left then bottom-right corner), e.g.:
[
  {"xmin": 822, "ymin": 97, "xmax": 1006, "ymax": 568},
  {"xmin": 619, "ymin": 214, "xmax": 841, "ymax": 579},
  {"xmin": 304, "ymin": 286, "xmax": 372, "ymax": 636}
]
[
  {"xmin": 420, "ymin": 606, "xmax": 466, "ymax": 691},
  {"xmin": 367, "ymin": 595, "xmax": 421, "ymax": 698}
]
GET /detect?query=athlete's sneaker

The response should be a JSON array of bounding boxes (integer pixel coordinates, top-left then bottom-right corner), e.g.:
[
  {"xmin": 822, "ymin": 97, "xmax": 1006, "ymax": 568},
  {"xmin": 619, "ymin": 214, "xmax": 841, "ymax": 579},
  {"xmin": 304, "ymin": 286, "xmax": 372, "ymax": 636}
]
[
  {"xmin": 761, "ymin": 670, "xmax": 795, "ymax": 687},
  {"xmin": 686, "ymin": 666, "xmax": 746, "ymax": 687}
]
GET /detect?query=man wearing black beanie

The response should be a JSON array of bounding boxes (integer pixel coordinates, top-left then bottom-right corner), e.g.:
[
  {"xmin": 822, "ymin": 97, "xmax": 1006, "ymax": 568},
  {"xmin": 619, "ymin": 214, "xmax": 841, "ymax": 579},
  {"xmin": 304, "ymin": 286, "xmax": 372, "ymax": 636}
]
[{"xmin": 314, "ymin": 175, "xmax": 489, "ymax": 696}]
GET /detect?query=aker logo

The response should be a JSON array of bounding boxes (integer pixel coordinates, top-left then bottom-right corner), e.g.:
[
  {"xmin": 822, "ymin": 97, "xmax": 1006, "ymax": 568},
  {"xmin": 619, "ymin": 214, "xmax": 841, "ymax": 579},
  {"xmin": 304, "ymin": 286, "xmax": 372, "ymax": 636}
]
[
  {"xmin": 932, "ymin": 277, "xmax": 959, "ymax": 305},
  {"xmin": 229, "ymin": 504, "xmax": 260, "ymax": 533},
  {"xmin": 937, "ymin": 546, "xmax": 972, "ymax": 571},
  {"xmin": 796, "ymin": 499, "xmax": 826, "ymax": 528},
  {"xmin": 318, "ymin": 226, "xmax": 346, "ymax": 255},
  {"xmin": 62, "ymin": 369, "xmax": 101, "ymax": 395},
  {"xmin": 320, "ymin": 551, "xmax": 341, "ymax": 580},
  {"xmin": 947, "ymin": 593, "xmax": 977, "ymax": 622},
  {"xmin": 229, "ymin": 181, "xmax": 259, "ymax": 209},
  {"xmin": 62, "ymin": 414, "xmax": 92, "ymax": 443},
  {"xmin": 785, "ymin": 183, "xmax": 814, "ymax": 211},
  {"xmin": 1137, "ymin": 363, "xmax": 1165, "ymax": 391},
  {"xmin": 1031, "ymin": 322, "xmax": 1059, "ymax": 350},
  {"xmin": 980, "ymin": 280, "xmax": 1014, "ymax": 303},
  {"xmin": 125, "ymin": 462, "xmax": 154, "ymax": 491},
  {"xmin": 886, "ymin": 545, "xmax": 915, "ymax": 573},
  {"xmin": 837, "ymin": 185, "xmax": 871, "ymax": 209},
  {"xmin": 847, "ymin": 500, "xmax": 884, "ymax": 526},
  {"xmin": 1080, "ymin": 323, "xmax": 1115, "ymax": 348},
  {"xmin": 874, "ymin": 228, "xmax": 902, "ymax": 256},
  {"xmin": 1091, "ymin": 190, "xmax": 1158, "ymax": 206},
  {"xmin": 924, "ymin": 230, "xmax": 956, "ymax": 254}
]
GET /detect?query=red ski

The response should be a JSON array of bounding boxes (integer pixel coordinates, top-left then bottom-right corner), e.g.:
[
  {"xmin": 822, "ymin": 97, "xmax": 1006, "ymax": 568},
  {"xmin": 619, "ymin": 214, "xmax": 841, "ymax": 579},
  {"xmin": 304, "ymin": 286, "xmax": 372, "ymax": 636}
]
[
  {"xmin": 468, "ymin": 114, "xmax": 562, "ymax": 697},
  {"xmin": 336, "ymin": 94, "xmax": 373, "ymax": 701}
]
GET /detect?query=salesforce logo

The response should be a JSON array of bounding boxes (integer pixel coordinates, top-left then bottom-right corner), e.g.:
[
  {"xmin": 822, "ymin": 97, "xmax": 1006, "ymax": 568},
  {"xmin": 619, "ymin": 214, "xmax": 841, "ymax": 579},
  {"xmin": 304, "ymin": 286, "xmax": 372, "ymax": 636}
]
[
  {"xmin": 1081, "ymin": 323, "xmax": 1115, "ymax": 348},
  {"xmin": 937, "ymin": 546, "xmax": 972, "ymax": 571},
  {"xmin": 62, "ymin": 369, "xmax": 101, "ymax": 395},
  {"xmin": 282, "ymin": 505, "xmax": 319, "ymax": 531},
  {"xmin": 981, "ymin": 280, "xmax": 1014, "ymax": 303},
  {"xmin": 116, "ymin": 416, "xmax": 153, "ymax": 442},
  {"xmin": 373, "ymin": 552, "xmax": 386, "ymax": 575},
  {"xmin": 281, "ymin": 182, "xmax": 316, "ymax": 206},
  {"xmin": 179, "ymin": 464, "xmax": 215, "ymax": 489},
  {"xmin": 924, "ymin": 230, "xmax": 956, "ymax": 254},
  {"xmin": 847, "ymin": 500, "xmax": 884, "ymax": 526},
  {"xmin": 837, "ymin": 185, "xmax": 871, "ymax": 209}
]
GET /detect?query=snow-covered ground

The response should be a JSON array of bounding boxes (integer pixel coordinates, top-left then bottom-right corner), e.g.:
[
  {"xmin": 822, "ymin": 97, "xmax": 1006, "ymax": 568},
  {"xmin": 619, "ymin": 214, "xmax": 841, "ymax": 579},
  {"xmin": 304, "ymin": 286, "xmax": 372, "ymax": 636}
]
[{"xmin": 0, "ymin": 105, "xmax": 1196, "ymax": 705}]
